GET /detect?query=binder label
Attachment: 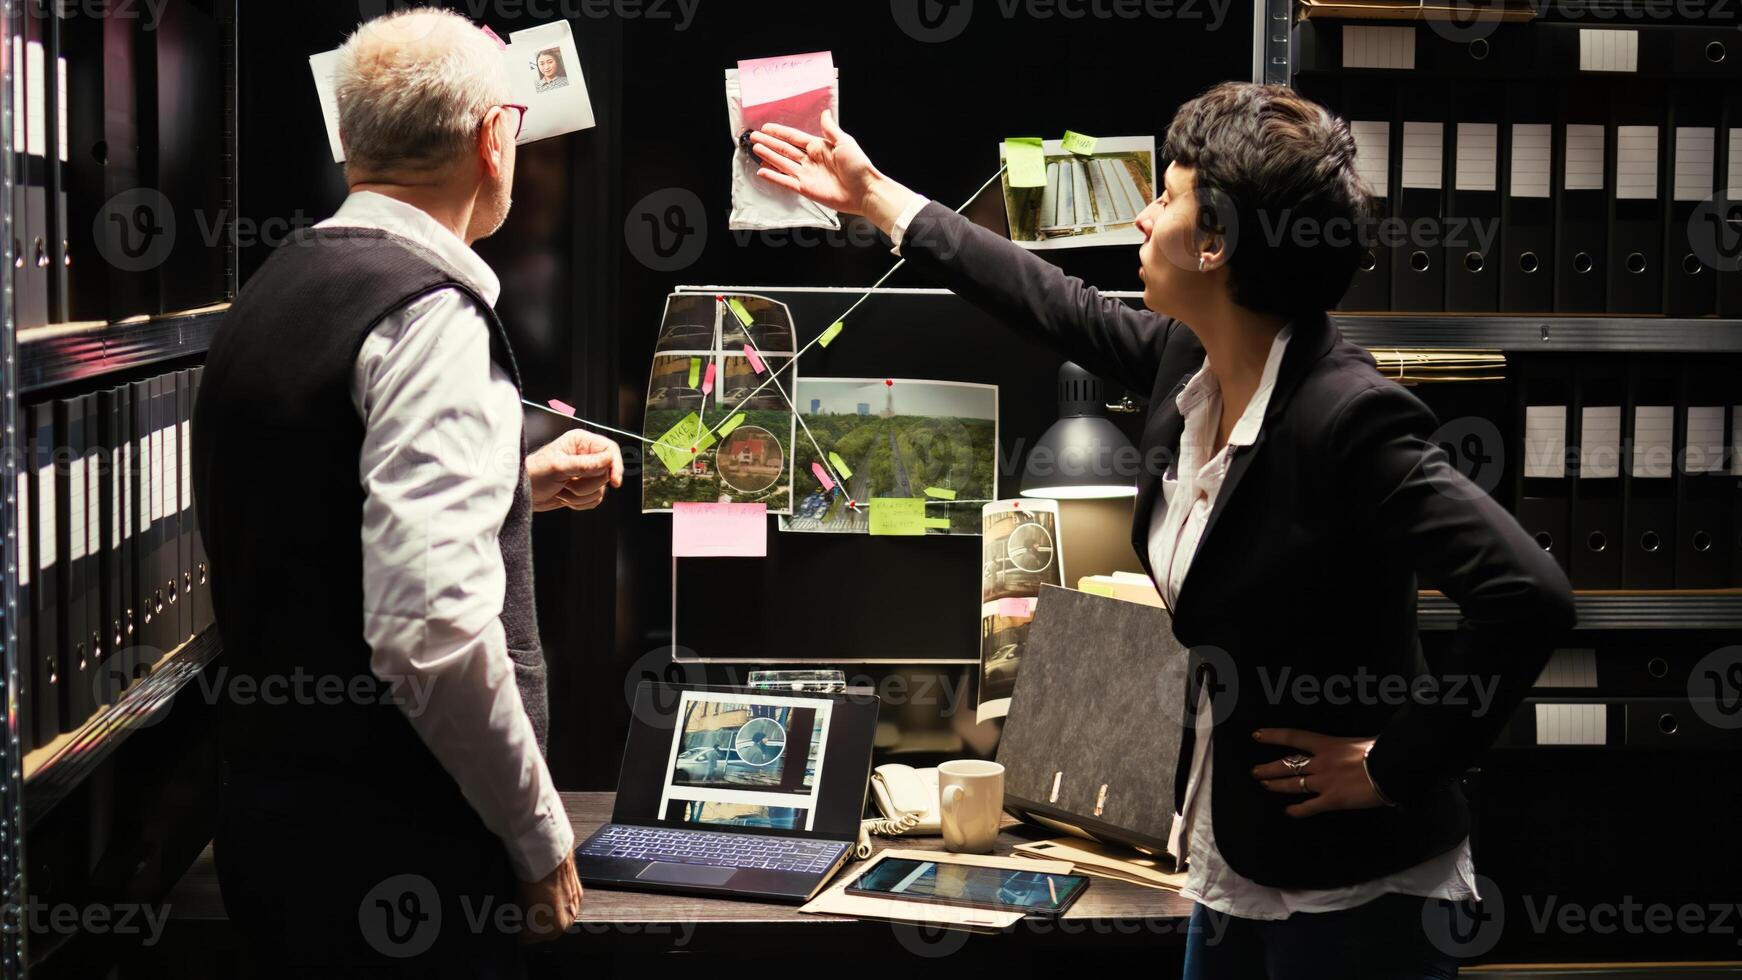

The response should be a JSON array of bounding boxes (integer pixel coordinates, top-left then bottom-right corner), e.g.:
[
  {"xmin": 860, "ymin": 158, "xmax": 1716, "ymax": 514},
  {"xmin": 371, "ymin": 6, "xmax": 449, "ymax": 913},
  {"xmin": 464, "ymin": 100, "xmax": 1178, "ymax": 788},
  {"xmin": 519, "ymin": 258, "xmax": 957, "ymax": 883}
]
[
  {"xmin": 1342, "ymin": 25, "xmax": 1415, "ymax": 70},
  {"xmin": 1578, "ymin": 406, "xmax": 1622, "ymax": 479},
  {"xmin": 1510, "ymin": 124, "xmax": 1551, "ymax": 199},
  {"xmin": 1401, "ymin": 122, "xmax": 1444, "ymax": 191},
  {"xmin": 1351, "ymin": 121, "xmax": 1390, "ymax": 198},
  {"xmin": 180, "ymin": 420, "xmax": 192, "ymax": 513},
  {"xmin": 87, "ymin": 452, "xmax": 99, "ymax": 556},
  {"xmin": 36, "ymin": 464, "xmax": 55, "ymax": 570},
  {"xmin": 18, "ymin": 474, "xmax": 28, "ymax": 589},
  {"xmin": 152, "ymin": 427, "xmax": 165, "ymax": 522},
  {"xmin": 1523, "ymin": 406, "xmax": 1568, "ymax": 478},
  {"xmin": 1615, "ymin": 126, "xmax": 1658, "ymax": 201},
  {"xmin": 1673, "ymin": 127, "xmax": 1715, "ymax": 203},
  {"xmin": 1564, "ymin": 125, "xmax": 1605, "ymax": 192},
  {"xmin": 1629, "ymin": 405, "xmax": 1673, "ymax": 479},
  {"xmin": 1685, "ymin": 406, "xmax": 1725, "ymax": 474},
  {"xmin": 110, "ymin": 449, "xmax": 120, "ymax": 550},
  {"xmin": 1730, "ymin": 130, "xmax": 1742, "ymax": 193},
  {"xmin": 167, "ymin": 421, "xmax": 180, "ymax": 515},
  {"xmin": 70, "ymin": 456, "xmax": 87, "ymax": 562},
  {"xmin": 1578, "ymin": 29, "xmax": 1638, "ymax": 73},
  {"xmin": 1455, "ymin": 123, "xmax": 1497, "ymax": 192},
  {"xmin": 1535, "ymin": 703, "xmax": 1607, "ymax": 745}
]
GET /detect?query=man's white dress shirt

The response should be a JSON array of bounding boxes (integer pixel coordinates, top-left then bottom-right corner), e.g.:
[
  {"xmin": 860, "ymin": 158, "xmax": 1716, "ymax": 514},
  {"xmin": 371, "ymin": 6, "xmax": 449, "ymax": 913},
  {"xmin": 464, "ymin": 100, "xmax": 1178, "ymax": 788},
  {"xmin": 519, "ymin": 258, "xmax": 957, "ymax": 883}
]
[{"xmin": 317, "ymin": 191, "xmax": 571, "ymax": 882}]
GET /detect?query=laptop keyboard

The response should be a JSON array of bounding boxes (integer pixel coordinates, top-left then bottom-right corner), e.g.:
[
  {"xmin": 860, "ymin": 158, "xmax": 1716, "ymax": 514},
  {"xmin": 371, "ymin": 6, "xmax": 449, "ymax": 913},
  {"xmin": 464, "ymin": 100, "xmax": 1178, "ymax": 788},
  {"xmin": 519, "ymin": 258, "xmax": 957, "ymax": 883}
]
[{"xmin": 580, "ymin": 824, "xmax": 844, "ymax": 874}]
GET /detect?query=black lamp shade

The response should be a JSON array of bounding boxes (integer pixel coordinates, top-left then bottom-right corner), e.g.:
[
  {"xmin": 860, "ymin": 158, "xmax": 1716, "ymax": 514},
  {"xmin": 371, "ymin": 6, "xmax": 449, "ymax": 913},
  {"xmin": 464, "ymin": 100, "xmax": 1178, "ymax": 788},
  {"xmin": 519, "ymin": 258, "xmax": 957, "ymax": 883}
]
[{"xmin": 1019, "ymin": 362, "xmax": 1139, "ymax": 499}]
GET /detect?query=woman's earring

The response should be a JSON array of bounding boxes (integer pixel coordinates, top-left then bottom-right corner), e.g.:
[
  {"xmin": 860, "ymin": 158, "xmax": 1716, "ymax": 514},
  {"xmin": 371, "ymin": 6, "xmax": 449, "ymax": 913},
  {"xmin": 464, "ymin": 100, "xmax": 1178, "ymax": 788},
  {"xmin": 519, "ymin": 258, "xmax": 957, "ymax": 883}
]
[{"xmin": 1197, "ymin": 255, "xmax": 1207, "ymax": 273}]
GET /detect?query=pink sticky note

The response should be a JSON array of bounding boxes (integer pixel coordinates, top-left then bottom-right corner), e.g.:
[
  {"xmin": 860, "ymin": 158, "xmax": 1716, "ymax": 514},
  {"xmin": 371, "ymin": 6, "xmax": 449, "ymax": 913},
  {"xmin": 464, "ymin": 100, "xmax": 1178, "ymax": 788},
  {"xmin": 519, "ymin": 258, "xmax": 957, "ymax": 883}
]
[
  {"xmin": 811, "ymin": 461, "xmax": 835, "ymax": 491},
  {"xmin": 743, "ymin": 343, "xmax": 766, "ymax": 374},
  {"xmin": 737, "ymin": 51, "xmax": 834, "ymax": 108},
  {"xmin": 479, "ymin": 25, "xmax": 508, "ymax": 50},
  {"xmin": 547, "ymin": 398, "xmax": 577, "ymax": 417},
  {"xmin": 995, "ymin": 596, "xmax": 1037, "ymax": 619},
  {"xmin": 701, "ymin": 362, "xmax": 717, "ymax": 396},
  {"xmin": 673, "ymin": 502, "xmax": 767, "ymax": 558}
]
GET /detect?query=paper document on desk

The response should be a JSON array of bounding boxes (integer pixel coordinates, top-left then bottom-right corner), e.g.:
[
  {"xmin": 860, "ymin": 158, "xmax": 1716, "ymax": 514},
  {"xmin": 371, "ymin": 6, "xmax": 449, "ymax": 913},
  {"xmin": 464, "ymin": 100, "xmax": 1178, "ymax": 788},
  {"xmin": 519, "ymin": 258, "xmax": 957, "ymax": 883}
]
[
  {"xmin": 1014, "ymin": 837, "xmax": 1187, "ymax": 891},
  {"xmin": 800, "ymin": 848, "xmax": 1074, "ymax": 931}
]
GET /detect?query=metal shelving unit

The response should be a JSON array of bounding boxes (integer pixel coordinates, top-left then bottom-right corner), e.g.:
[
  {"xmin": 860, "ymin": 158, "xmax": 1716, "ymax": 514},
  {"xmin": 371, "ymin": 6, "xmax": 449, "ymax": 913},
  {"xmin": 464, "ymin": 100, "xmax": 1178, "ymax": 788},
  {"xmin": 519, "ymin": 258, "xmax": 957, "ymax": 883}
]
[
  {"xmin": 16, "ymin": 306, "xmax": 227, "ymax": 395},
  {"xmin": 1417, "ymin": 592, "xmax": 1742, "ymax": 631},
  {"xmin": 20, "ymin": 627, "xmax": 221, "ymax": 828}
]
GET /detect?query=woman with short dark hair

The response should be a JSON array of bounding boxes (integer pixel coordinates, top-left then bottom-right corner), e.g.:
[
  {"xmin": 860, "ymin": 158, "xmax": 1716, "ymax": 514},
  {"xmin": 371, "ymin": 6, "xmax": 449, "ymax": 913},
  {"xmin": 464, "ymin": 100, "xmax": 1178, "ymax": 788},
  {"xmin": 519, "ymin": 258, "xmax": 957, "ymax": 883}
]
[{"xmin": 752, "ymin": 82, "xmax": 1574, "ymax": 978}]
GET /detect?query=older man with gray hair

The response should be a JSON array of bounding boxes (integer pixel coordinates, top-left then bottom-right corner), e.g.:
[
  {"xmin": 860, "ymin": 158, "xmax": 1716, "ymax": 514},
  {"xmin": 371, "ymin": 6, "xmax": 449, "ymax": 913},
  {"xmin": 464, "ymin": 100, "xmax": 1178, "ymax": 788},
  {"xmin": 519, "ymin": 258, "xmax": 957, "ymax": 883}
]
[{"xmin": 192, "ymin": 8, "xmax": 611, "ymax": 973}]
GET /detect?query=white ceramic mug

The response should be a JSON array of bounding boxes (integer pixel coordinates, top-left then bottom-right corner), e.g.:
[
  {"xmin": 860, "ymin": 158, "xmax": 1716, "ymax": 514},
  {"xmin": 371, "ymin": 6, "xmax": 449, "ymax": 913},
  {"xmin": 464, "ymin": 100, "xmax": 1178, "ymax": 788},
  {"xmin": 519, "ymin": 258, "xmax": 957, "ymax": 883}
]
[{"xmin": 938, "ymin": 759, "xmax": 1005, "ymax": 854}]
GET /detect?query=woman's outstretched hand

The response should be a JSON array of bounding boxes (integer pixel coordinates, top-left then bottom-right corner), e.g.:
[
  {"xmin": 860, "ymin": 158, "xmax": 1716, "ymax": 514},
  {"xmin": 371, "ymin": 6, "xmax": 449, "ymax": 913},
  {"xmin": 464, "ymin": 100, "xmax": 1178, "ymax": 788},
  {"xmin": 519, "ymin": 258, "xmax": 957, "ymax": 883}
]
[{"xmin": 750, "ymin": 110, "xmax": 919, "ymax": 234}]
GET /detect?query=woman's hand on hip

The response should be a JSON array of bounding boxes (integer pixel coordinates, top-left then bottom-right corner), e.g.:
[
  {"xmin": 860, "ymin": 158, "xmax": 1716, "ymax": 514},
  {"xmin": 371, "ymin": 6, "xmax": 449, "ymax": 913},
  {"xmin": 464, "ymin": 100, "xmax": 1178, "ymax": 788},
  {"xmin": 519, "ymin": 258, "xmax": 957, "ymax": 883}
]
[{"xmin": 1249, "ymin": 728, "xmax": 1387, "ymax": 817}]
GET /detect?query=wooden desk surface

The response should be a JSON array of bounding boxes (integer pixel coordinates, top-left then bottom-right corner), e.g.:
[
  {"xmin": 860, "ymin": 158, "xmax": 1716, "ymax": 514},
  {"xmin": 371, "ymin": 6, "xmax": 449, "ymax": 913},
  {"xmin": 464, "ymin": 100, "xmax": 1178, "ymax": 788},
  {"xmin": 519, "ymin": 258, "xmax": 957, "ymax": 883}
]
[{"xmin": 167, "ymin": 791, "xmax": 1193, "ymax": 952}]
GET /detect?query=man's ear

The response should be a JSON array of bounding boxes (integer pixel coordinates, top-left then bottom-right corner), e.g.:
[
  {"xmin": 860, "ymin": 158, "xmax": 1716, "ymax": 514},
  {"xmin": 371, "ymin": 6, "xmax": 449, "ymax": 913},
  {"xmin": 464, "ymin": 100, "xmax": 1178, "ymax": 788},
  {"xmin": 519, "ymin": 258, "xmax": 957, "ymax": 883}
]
[{"xmin": 479, "ymin": 106, "xmax": 507, "ymax": 178}]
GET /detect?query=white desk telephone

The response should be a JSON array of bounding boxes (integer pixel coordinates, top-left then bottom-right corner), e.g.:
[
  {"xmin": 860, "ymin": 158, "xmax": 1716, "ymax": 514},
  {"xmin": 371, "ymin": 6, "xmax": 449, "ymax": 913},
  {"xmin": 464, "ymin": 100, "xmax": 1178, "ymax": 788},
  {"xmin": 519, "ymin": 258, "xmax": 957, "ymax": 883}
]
[{"xmin": 865, "ymin": 764, "xmax": 941, "ymax": 836}]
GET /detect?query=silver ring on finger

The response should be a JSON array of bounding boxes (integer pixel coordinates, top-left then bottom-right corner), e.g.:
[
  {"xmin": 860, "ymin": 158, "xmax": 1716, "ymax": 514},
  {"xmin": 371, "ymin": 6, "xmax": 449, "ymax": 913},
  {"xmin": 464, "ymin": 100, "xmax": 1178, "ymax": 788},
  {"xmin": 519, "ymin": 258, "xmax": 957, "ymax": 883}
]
[
  {"xmin": 1282, "ymin": 754, "xmax": 1311, "ymax": 773},
  {"xmin": 1298, "ymin": 775, "xmax": 1309, "ymax": 793}
]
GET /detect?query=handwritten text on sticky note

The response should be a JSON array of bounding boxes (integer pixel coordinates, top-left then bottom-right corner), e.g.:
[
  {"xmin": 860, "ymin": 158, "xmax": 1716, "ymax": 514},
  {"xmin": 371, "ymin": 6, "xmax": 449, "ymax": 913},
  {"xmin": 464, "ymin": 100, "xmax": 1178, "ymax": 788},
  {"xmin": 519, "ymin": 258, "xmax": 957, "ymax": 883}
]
[
  {"xmin": 1004, "ymin": 137, "xmax": 1047, "ymax": 188},
  {"xmin": 737, "ymin": 51, "xmax": 834, "ymax": 108},
  {"xmin": 869, "ymin": 497, "xmax": 928, "ymax": 536}
]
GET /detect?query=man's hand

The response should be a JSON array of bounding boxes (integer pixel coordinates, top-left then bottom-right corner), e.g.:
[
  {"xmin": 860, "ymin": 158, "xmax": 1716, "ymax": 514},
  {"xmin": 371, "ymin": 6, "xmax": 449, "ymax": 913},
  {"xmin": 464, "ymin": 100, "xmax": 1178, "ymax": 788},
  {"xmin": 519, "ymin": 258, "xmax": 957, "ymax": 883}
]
[
  {"xmin": 748, "ymin": 110, "xmax": 920, "ymax": 236},
  {"xmin": 516, "ymin": 850, "xmax": 583, "ymax": 943},
  {"xmin": 1249, "ymin": 728, "xmax": 1388, "ymax": 818},
  {"xmin": 527, "ymin": 428, "xmax": 623, "ymax": 512}
]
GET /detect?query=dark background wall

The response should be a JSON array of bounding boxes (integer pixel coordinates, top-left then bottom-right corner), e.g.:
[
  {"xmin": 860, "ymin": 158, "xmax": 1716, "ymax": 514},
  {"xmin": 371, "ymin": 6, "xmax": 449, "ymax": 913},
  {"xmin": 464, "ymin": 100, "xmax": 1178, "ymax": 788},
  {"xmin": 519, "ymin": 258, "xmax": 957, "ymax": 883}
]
[{"xmin": 237, "ymin": 0, "xmax": 1253, "ymax": 789}]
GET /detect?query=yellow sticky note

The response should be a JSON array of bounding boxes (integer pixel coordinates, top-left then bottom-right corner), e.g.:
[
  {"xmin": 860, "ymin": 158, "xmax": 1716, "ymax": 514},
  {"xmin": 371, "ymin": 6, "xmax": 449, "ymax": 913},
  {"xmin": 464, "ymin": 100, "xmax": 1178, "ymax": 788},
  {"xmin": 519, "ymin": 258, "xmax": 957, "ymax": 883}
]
[
  {"xmin": 868, "ymin": 497, "xmax": 927, "ymax": 536},
  {"xmin": 726, "ymin": 297, "xmax": 754, "ymax": 327},
  {"xmin": 1080, "ymin": 579, "xmax": 1116, "ymax": 598},
  {"xmin": 688, "ymin": 357, "xmax": 701, "ymax": 389},
  {"xmin": 818, "ymin": 321, "xmax": 845, "ymax": 347},
  {"xmin": 1061, "ymin": 130, "xmax": 1098, "ymax": 156},
  {"xmin": 652, "ymin": 412, "xmax": 707, "ymax": 475},
  {"xmin": 829, "ymin": 452, "xmax": 854, "ymax": 480},
  {"xmin": 717, "ymin": 413, "xmax": 747, "ymax": 438},
  {"xmin": 1004, "ymin": 137, "xmax": 1046, "ymax": 188},
  {"xmin": 923, "ymin": 486, "xmax": 957, "ymax": 500},
  {"xmin": 923, "ymin": 517, "xmax": 951, "ymax": 529}
]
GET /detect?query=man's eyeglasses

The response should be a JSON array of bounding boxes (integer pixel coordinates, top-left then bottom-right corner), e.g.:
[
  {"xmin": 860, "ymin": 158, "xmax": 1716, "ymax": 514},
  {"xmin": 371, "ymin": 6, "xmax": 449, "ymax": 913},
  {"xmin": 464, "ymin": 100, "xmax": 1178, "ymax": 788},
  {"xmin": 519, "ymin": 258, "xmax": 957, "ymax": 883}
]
[{"xmin": 490, "ymin": 103, "xmax": 529, "ymax": 140}]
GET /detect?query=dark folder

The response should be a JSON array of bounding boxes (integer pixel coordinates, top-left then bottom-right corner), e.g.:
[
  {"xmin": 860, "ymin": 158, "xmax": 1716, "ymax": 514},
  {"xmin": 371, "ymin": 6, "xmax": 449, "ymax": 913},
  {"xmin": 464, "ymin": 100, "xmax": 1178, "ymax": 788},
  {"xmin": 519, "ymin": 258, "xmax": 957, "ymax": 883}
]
[
  {"xmin": 189, "ymin": 366, "xmax": 212, "ymax": 634},
  {"xmin": 1391, "ymin": 85, "xmax": 1447, "ymax": 311},
  {"xmin": 156, "ymin": 374, "xmax": 182, "ymax": 651},
  {"xmin": 117, "ymin": 382, "xmax": 138, "ymax": 680},
  {"xmin": 96, "ymin": 387, "xmax": 124, "ymax": 703},
  {"xmin": 1555, "ymin": 87, "xmax": 1609, "ymax": 313},
  {"xmin": 1500, "ymin": 87, "xmax": 1556, "ymax": 314},
  {"xmin": 1664, "ymin": 84, "xmax": 1718, "ymax": 317},
  {"xmin": 1675, "ymin": 364, "xmax": 1731, "ymax": 589},
  {"xmin": 26, "ymin": 403, "xmax": 61, "ymax": 744},
  {"xmin": 1719, "ymin": 83, "xmax": 1742, "ymax": 317},
  {"xmin": 174, "ymin": 370, "xmax": 191, "ymax": 646},
  {"xmin": 17, "ymin": 435, "xmax": 35, "ymax": 753},
  {"xmin": 1515, "ymin": 356, "xmax": 1574, "ymax": 573},
  {"xmin": 1606, "ymin": 85, "xmax": 1664, "ymax": 314},
  {"xmin": 1620, "ymin": 364, "xmax": 1678, "ymax": 589},
  {"xmin": 79, "ymin": 391, "xmax": 104, "ymax": 708},
  {"xmin": 1445, "ymin": 86, "xmax": 1503, "ymax": 313},
  {"xmin": 54, "ymin": 397, "xmax": 93, "ymax": 731},
  {"xmin": 1570, "ymin": 359, "xmax": 1626, "ymax": 589},
  {"xmin": 132, "ymin": 378, "xmax": 160, "ymax": 660},
  {"xmin": 1338, "ymin": 81, "xmax": 1395, "ymax": 312}
]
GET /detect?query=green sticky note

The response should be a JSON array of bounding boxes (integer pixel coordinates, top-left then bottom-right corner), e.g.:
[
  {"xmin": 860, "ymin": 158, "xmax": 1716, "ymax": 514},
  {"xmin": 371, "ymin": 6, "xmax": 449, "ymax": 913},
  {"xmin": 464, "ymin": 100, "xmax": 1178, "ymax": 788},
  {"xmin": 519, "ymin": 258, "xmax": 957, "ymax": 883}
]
[
  {"xmin": 1004, "ymin": 137, "xmax": 1046, "ymax": 188},
  {"xmin": 652, "ymin": 412, "xmax": 707, "ymax": 475},
  {"xmin": 717, "ymin": 413, "xmax": 747, "ymax": 438},
  {"xmin": 688, "ymin": 356, "xmax": 701, "ymax": 389},
  {"xmin": 923, "ymin": 517, "xmax": 951, "ymax": 529},
  {"xmin": 818, "ymin": 321, "xmax": 845, "ymax": 348},
  {"xmin": 828, "ymin": 452, "xmax": 854, "ymax": 480},
  {"xmin": 726, "ymin": 297, "xmax": 754, "ymax": 327},
  {"xmin": 1061, "ymin": 130, "xmax": 1098, "ymax": 156},
  {"xmin": 923, "ymin": 486, "xmax": 957, "ymax": 500},
  {"xmin": 1080, "ymin": 579, "xmax": 1116, "ymax": 598},
  {"xmin": 868, "ymin": 497, "xmax": 927, "ymax": 536}
]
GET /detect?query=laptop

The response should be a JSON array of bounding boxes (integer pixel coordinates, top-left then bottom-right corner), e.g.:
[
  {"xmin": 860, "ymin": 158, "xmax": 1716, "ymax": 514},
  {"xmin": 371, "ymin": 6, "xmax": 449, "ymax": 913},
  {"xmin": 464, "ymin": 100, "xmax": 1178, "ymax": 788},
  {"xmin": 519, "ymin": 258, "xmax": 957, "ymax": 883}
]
[{"xmin": 575, "ymin": 683, "xmax": 880, "ymax": 903}]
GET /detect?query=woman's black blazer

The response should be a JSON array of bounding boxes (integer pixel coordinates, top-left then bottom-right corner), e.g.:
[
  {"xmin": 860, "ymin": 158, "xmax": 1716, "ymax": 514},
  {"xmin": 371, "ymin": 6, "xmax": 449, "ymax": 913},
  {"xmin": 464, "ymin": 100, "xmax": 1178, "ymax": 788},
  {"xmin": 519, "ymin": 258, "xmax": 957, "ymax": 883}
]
[{"xmin": 899, "ymin": 202, "xmax": 1576, "ymax": 889}]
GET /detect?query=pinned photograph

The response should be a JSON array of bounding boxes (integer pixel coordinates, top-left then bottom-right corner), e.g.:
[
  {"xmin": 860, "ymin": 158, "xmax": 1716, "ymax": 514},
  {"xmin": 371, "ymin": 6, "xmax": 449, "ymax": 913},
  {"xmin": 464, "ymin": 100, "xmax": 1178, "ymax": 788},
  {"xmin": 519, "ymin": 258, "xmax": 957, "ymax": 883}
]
[
  {"xmin": 977, "ymin": 499, "xmax": 1064, "ymax": 722},
  {"xmin": 532, "ymin": 46, "xmax": 568, "ymax": 93},
  {"xmin": 643, "ymin": 292, "xmax": 798, "ymax": 514},
  {"xmin": 998, "ymin": 136, "xmax": 1156, "ymax": 250},
  {"xmin": 780, "ymin": 378, "xmax": 998, "ymax": 535}
]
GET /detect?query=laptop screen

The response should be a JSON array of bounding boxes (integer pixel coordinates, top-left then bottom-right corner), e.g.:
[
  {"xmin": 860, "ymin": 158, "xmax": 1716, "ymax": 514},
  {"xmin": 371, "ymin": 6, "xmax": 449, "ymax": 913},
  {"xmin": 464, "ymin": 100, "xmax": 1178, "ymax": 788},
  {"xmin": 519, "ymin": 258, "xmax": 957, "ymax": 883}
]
[{"xmin": 614, "ymin": 684, "xmax": 879, "ymax": 840}]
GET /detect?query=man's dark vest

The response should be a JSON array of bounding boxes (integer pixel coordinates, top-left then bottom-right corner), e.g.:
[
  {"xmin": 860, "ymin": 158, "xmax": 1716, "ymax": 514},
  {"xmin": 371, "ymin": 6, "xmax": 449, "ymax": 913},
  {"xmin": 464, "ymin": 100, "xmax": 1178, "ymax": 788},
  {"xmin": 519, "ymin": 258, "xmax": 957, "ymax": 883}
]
[{"xmin": 191, "ymin": 226, "xmax": 547, "ymax": 822}]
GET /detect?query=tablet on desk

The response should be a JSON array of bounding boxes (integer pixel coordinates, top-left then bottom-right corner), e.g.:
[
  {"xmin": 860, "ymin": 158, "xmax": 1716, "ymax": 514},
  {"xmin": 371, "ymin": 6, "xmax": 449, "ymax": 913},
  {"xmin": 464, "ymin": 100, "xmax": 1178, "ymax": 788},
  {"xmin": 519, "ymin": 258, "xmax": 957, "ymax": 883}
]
[{"xmin": 844, "ymin": 857, "xmax": 1089, "ymax": 916}]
